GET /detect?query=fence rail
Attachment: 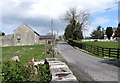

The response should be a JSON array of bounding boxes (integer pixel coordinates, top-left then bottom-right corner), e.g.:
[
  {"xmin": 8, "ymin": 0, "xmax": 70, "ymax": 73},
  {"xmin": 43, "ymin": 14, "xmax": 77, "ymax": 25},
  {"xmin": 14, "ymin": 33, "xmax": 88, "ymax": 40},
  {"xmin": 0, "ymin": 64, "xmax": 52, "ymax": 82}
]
[{"xmin": 68, "ymin": 40, "xmax": 120, "ymax": 60}]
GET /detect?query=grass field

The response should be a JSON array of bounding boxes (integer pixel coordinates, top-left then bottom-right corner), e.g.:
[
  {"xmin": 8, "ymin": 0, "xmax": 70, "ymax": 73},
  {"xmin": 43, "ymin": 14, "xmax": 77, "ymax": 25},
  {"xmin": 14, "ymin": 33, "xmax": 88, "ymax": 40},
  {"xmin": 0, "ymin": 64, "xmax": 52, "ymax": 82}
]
[
  {"xmin": 1, "ymin": 45, "xmax": 52, "ymax": 82},
  {"xmin": 80, "ymin": 41, "xmax": 120, "ymax": 60},
  {"xmin": 2, "ymin": 45, "xmax": 52, "ymax": 65},
  {"xmin": 82, "ymin": 41, "xmax": 119, "ymax": 48}
]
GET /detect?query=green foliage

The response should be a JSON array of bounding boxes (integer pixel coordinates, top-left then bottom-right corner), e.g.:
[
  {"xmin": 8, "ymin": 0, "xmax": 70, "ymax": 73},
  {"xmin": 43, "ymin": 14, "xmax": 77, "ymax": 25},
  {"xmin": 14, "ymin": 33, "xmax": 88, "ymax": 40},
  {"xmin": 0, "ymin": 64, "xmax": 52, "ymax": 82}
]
[
  {"xmin": 64, "ymin": 7, "xmax": 90, "ymax": 40},
  {"xmin": 64, "ymin": 20, "xmax": 83, "ymax": 40},
  {"xmin": 2, "ymin": 61, "xmax": 51, "ymax": 82},
  {"xmin": 68, "ymin": 39, "xmax": 82, "ymax": 48},
  {"xmin": 73, "ymin": 22, "xmax": 83, "ymax": 40},
  {"xmin": 82, "ymin": 41, "xmax": 119, "ymax": 48},
  {"xmin": 2, "ymin": 45, "xmax": 52, "ymax": 82},
  {"xmin": 68, "ymin": 40, "xmax": 119, "ymax": 60},
  {"xmin": 37, "ymin": 64, "xmax": 51, "ymax": 83},
  {"xmin": 105, "ymin": 27, "xmax": 113, "ymax": 40},
  {"xmin": 64, "ymin": 23, "xmax": 73, "ymax": 39},
  {"xmin": 2, "ymin": 61, "xmax": 32, "ymax": 82},
  {"xmin": 58, "ymin": 35, "xmax": 63, "ymax": 40},
  {"xmin": 114, "ymin": 23, "xmax": 120, "ymax": 38},
  {"xmin": 68, "ymin": 39, "xmax": 118, "ymax": 48},
  {"xmin": 114, "ymin": 28, "xmax": 120, "ymax": 37},
  {"xmin": 90, "ymin": 25, "xmax": 104, "ymax": 39},
  {"xmin": 0, "ymin": 32, "xmax": 5, "ymax": 36}
]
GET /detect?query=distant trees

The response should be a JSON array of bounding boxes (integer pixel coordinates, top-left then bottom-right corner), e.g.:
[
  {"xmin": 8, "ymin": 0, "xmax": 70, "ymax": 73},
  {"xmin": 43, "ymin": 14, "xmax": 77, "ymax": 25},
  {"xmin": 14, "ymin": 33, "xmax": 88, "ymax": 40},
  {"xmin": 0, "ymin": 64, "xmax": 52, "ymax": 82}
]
[
  {"xmin": 64, "ymin": 7, "xmax": 90, "ymax": 40},
  {"xmin": 90, "ymin": 26, "xmax": 115, "ymax": 40},
  {"xmin": 105, "ymin": 27, "xmax": 113, "ymax": 40},
  {"xmin": 58, "ymin": 35, "xmax": 63, "ymax": 40},
  {"xmin": 114, "ymin": 22, "xmax": 120, "ymax": 38},
  {"xmin": 90, "ymin": 25, "xmax": 104, "ymax": 39}
]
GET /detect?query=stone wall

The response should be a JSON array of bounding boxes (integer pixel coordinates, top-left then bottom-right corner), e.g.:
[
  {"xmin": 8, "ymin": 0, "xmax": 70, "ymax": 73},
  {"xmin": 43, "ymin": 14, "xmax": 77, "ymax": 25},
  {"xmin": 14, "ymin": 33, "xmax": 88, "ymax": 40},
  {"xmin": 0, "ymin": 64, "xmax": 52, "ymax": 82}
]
[
  {"xmin": 33, "ymin": 58, "xmax": 78, "ymax": 83},
  {"xmin": 1, "ymin": 34, "xmax": 14, "ymax": 46},
  {"xmin": 46, "ymin": 58, "xmax": 78, "ymax": 82}
]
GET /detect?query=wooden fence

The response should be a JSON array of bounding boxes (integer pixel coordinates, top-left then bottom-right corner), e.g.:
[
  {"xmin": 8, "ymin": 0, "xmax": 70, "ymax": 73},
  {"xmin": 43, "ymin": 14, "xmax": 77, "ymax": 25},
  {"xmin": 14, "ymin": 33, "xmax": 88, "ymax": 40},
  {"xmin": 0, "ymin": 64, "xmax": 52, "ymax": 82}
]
[{"xmin": 68, "ymin": 40, "xmax": 120, "ymax": 60}]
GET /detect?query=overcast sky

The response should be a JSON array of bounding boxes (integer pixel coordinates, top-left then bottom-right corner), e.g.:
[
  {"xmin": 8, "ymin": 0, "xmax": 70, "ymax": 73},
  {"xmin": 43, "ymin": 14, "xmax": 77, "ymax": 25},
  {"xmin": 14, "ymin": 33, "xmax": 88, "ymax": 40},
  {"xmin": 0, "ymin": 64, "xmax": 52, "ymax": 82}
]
[{"xmin": 0, "ymin": 0, "xmax": 119, "ymax": 37}]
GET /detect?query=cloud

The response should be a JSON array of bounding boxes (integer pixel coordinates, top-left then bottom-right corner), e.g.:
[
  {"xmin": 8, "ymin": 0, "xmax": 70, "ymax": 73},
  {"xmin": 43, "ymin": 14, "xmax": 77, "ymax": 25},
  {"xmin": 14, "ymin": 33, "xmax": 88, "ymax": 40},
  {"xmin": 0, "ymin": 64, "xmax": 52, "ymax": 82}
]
[
  {"xmin": 2, "ymin": 0, "xmax": 117, "ymax": 18},
  {"xmin": 2, "ymin": 14, "xmax": 66, "ymax": 35},
  {"xmin": 1, "ymin": 0, "xmax": 118, "ymax": 35}
]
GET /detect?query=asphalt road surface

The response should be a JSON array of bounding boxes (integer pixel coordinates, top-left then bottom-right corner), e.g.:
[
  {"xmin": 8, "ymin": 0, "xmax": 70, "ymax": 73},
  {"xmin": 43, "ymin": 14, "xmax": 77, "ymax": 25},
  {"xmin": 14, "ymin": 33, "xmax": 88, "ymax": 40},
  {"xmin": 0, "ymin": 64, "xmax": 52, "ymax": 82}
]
[{"xmin": 57, "ymin": 41, "xmax": 119, "ymax": 81}]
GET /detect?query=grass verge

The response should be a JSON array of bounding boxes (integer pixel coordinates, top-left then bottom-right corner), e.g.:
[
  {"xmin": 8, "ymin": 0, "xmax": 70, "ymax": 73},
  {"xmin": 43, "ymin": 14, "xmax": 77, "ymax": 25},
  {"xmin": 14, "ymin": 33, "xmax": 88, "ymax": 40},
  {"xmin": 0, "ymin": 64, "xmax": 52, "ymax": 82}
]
[{"xmin": 2, "ymin": 45, "xmax": 52, "ymax": 65}]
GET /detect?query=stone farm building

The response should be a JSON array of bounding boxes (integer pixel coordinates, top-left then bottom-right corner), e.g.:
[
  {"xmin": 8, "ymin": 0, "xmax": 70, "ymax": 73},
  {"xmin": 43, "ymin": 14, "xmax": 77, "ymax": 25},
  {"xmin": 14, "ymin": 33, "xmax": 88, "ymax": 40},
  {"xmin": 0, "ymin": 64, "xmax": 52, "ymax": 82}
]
[{"xmin": 1, "ymin": 24, "xmax": 55, "ymax": 46}]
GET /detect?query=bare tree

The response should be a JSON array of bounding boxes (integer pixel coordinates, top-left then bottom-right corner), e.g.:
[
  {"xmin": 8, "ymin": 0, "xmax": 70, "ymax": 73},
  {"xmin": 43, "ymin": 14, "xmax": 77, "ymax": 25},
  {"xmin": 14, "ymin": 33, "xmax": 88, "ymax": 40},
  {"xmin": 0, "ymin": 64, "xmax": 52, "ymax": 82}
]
[
  {"xmin": 63, "ymin": 7, "xmax": 90, "ymax": 30},
  {"xmin": 64, "ymin": 8, "xmax": 79, "ymax": 22}
]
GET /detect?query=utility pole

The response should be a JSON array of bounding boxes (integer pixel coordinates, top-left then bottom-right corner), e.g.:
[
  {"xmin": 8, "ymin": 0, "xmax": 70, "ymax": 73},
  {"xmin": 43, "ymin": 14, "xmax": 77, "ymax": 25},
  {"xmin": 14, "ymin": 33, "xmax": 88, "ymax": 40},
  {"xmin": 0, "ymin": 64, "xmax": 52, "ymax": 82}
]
[
  {"xmin": 57, "ymin": 29, "xmax": 59, "ymax": 40},
  {"xmin": 51, "ymin": 19, "xmax": 54, "ymax": 58},
  {"xmin": 51, "ymin": 19, "xmax": 53, "ymax": 42}
]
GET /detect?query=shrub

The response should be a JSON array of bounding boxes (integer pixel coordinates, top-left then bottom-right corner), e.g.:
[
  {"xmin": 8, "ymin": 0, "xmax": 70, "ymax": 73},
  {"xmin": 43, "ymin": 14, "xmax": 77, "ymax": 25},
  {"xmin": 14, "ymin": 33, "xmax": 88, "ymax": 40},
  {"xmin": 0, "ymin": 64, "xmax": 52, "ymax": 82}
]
[{"xmin": 2, "ymin": 61, "xmax": 51, "ymax": 83}]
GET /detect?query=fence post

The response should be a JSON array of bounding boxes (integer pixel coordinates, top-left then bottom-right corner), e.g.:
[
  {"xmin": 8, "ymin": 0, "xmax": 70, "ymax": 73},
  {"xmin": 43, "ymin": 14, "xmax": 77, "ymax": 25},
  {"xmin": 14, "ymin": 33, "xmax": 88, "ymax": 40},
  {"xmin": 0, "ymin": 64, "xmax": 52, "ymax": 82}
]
[
  {"xmin": 109, "ymin": 48, "xmax": 111, "ymax": 58},
  {"xmin": 84, "ymin": 44, "xmax": 86, "ymax": 50},
  {"xmin": 100, "ymin": 47, "xmax": 102, "ymax": 56},
  {"xmin": 117, "ymin": 49, "xmax": 119, "ymax": 60},
  {"xmin": 102, "ymin": 48, "xmax": 104, "ymax": 57},
  {"xmin": 93, "ymin": 46, "xmax": 95, "ymax": 54},
  {"xmin": 83, "ymin": 44, "xmax": 85, "ymax": 50},
  {"xmin": 89, "ymin": 45, "xmax": 91, "ymax": 52},
  {"xmin": 97, "ymin": 46, "xmax": 99, "ymax": 56},
  {"xmin": 92, "ymin": 46, "xmax": 94, "ymax": 54},
  {"xmin": 85, "ymin": 44, "xmax": 88, "ymax": 51},
  {"xmin": 81, "ymin": 43, "xmax": 83, "ymax": 49}
]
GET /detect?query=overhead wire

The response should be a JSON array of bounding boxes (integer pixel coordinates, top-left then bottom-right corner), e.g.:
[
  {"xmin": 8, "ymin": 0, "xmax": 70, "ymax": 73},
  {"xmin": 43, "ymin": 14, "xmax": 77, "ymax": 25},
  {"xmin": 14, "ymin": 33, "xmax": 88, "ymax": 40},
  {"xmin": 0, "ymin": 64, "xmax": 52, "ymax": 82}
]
[{"xmin": 91, "ymin": 1, "xmax": 118, "ymax": 14}]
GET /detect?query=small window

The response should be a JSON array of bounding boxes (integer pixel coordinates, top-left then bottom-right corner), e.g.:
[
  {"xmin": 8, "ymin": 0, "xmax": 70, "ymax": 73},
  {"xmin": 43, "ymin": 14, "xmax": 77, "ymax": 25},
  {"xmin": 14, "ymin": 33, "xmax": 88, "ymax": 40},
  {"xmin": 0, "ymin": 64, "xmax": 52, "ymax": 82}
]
[
  {"xmin": 16, "ymin": 34, "xmax": 21, "ymax": 43},
  {"xmin": 17, "ymin": 38, "xmax": 21, "ymax": 43},
  {"xmin": 17, "ymin": 38, "xmax": 20, "ymax": 40}
]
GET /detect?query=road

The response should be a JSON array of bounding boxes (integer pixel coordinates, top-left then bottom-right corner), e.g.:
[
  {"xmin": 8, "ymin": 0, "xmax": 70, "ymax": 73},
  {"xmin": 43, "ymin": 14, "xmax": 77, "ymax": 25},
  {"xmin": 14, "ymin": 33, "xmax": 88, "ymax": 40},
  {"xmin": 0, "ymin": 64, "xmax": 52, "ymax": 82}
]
[{"xmin": 57, "ymin": 41, "xmax": 119, "ymax": 81}]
